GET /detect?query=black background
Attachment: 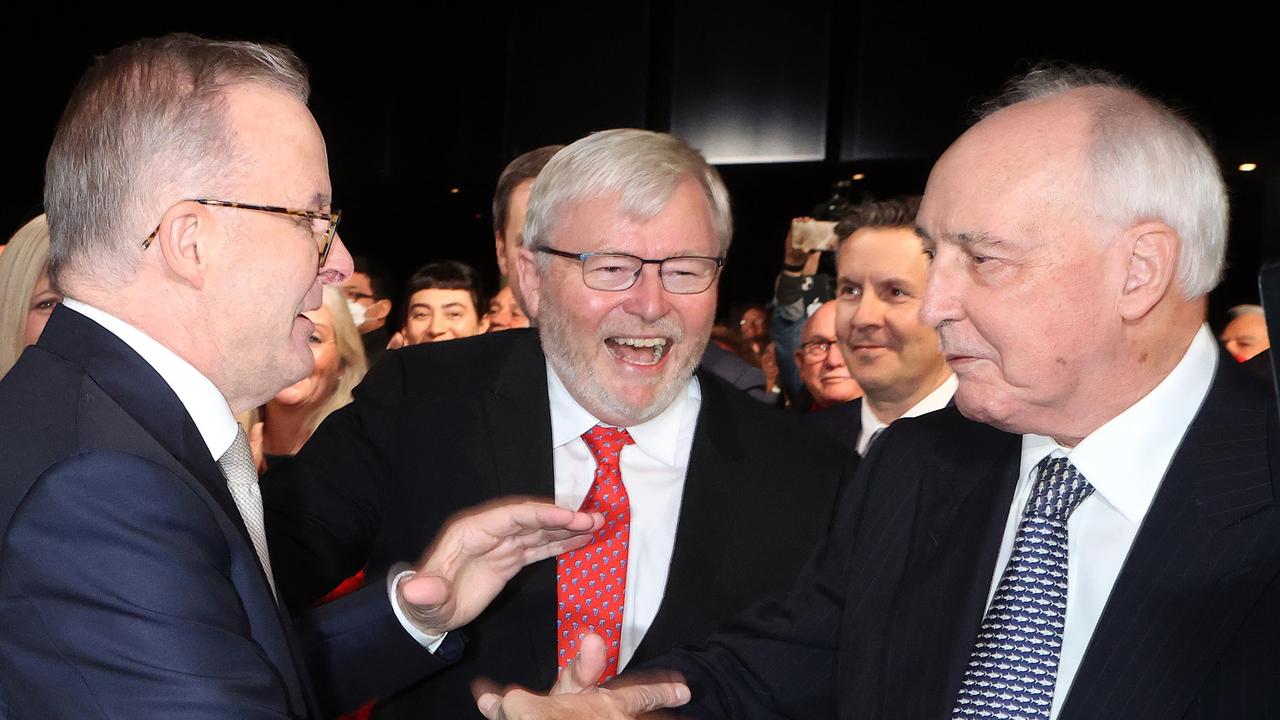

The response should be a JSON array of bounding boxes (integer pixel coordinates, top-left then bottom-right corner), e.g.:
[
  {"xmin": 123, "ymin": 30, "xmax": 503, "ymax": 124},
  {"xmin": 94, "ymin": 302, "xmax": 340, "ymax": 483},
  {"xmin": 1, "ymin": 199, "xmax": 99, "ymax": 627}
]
[{"xmin": 5, "ymin": 3, "xmax": 1277, "ymax": 327}]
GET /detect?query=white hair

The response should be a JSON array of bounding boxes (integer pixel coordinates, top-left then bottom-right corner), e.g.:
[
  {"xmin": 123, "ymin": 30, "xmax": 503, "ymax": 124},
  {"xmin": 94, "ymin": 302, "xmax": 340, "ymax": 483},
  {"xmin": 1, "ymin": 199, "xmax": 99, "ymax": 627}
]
[
  {"xmin": 523, "ymin": 129, "xmax": 733, "ymax": 258},
  {"xmin": 980, "ymin": 64, "xmax": 1228, "ymax": 299},
  {"xmin": 1227, "ymin": 304, "xmax": 1265, "ymax": 319}
]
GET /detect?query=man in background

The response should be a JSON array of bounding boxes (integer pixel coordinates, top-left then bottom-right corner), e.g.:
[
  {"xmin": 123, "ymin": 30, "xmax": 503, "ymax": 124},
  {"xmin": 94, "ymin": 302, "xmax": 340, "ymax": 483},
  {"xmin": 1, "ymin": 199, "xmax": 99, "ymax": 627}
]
[
  {"xmin": 493, "ymin": 145, "xmax": 564, "ymax": 314},
  {"xmin": 793, "ymin": 300, "xmax": 861, "ymax": 410},
  {"xmin": 343, "ymin": 256, "xmax": 395, "ymax": 366},
  {"xmin": 807, "ymin": 196, "xmax": 954, "ymax": 455},
  {"xmin": 1220, "ymin": 303, "xmax": 1269, "ymax": 362}
]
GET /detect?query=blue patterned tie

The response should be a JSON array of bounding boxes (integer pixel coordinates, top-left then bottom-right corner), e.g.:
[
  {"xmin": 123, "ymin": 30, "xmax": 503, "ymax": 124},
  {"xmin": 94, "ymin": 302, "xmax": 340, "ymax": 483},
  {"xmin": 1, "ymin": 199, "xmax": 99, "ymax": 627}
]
[{"xmin": 952, "ymin": 456, "xmax": 1094, "ymax": 719}]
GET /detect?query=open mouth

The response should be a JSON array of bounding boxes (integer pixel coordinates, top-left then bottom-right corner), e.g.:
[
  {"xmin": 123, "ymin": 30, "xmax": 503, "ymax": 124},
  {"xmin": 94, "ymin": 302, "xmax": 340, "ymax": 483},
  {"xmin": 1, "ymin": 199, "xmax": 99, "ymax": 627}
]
[{"xmin": 605, "ymin": 336, "xmax": 669, "ymax": 366}]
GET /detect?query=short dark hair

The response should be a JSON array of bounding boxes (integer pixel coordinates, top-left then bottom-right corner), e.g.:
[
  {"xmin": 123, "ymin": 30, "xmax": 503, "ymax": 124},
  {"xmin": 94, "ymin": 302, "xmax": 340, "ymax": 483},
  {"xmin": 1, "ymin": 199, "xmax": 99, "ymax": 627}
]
[
  {"xmin": 403, "ymin": 260, "xmax": 486, "ymax": 322},
  {"xmin": 352, "ymin": 255, "xmax": 392, "ymax": 301},
  {"xmin": 492, "ymin": 145, "xmax": 564, "ymax": 236},
  {"xmin": 834, "ymin": 195, "xmax": 922, "ymax": 242}
]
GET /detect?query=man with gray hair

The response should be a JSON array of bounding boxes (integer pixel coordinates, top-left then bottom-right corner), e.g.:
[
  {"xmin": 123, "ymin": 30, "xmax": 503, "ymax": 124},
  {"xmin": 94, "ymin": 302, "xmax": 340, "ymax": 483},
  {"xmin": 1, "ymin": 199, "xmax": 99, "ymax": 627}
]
[
  {"xmin": 1220, "ymin": 303, "xmax": 1270, "ymax": 362},
  {"xmin": 264, "ymin": 128, "xmax": 854, "ymax": 718},
  {"xmin": 480, "ymin": 66, "xmax": 1280, "ymax": 720},
  {"xmin": 0, "ymin": 33, "xmax": 602, "ymax": 718}
]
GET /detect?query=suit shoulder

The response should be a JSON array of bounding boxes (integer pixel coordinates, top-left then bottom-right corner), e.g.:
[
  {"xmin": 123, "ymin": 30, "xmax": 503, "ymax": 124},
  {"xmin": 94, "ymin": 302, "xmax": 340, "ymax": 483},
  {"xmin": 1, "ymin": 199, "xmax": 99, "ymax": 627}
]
[
  {"xmin": 698, "ymin": 370, "xmax": 850, "ymax": 466},
  {"xmin": 877, "ymin": 406, "xmax": 1016, "ymax": 463},
  {"xmin": 4, "ymin": 450, "xmax": 226, "ymax": 561},
  {"xmin": 373, "ymin": 329, "xmax": 538, "ymax": 396}
]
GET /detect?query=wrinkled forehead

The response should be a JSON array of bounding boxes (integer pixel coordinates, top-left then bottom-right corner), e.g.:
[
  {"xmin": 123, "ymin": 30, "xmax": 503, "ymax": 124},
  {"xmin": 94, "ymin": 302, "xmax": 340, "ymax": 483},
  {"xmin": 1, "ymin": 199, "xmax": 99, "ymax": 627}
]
[{"xmin": 919, "ymin": 97, "xmax": 1094, "ymax": 239}]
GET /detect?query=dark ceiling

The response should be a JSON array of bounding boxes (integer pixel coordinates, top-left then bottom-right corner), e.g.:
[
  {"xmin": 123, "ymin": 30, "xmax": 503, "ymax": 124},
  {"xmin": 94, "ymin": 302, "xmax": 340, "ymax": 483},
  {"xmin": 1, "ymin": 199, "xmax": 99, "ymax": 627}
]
[{"xmin": 5, "ymin": 3, "xmax": 1277, "ymax": 324}]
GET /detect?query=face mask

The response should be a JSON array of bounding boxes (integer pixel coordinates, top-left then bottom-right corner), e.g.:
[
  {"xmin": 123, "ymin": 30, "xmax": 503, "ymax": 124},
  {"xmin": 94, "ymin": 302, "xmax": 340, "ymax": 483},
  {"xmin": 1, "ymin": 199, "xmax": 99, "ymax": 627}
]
[{"xmin": 346, "ymin": 299, "xmax": 368, "ymax": 328}]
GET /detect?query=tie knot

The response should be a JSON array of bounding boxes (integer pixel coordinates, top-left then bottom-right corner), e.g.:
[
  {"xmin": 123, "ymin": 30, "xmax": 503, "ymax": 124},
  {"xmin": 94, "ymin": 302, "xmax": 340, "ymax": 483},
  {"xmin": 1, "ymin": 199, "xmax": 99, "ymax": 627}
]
[
  {"xmin": 581, "ymin": 425, "xmax": 634, "ymax": 465},
  {"xmin": 218, "ymin": 427, "xmax": 257, "ymax": 487},
  {"xmin": 1026, "ymin": 455, "xmax": 1094, "ymax": 522}
]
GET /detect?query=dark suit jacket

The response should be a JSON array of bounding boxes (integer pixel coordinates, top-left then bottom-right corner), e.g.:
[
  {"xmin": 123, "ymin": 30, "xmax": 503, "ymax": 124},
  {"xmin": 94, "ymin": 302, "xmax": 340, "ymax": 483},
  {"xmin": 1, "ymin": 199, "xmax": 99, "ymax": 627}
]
[
  {"xmin": 264, "ymin": 328, "xmax": 856, "ymax": 719},
  {"xmin": 0, "ymin": 306, "xmax": 448, "ymax": 719},
  {"xmin": 659, "ymin": 351, "xmax": 1280, "ymax": 719},
  {"xmin": 803, "ymin": 398, "xmax": 863, "ymax": 455},
  {"xmin": 698, "ymin": 343, "xmax": 773, "ymax": 404}
]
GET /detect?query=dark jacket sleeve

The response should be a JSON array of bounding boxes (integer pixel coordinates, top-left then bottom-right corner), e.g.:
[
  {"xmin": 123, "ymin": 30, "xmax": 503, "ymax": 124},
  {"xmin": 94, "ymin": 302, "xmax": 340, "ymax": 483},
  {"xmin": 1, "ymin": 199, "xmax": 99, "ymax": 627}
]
[
  {"xmin": 644, "ymin": 451, "xmax": 867, "ymax": 719},
  {"xmin": 263, "ymin": 349, "xmax": 414, "ymax": 609},
  {"xmin": 2, "ymin": 452, "xmax": 308, "ymax": 719}
]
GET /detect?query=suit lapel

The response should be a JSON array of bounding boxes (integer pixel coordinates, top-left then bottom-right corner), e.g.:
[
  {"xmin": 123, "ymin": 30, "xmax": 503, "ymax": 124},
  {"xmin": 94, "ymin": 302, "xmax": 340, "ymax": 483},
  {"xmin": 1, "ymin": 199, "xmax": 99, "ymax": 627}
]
[
  {"xmin": 1060, "ymin": 358, "xmax": 1278, "ymax": 719},
  {"xmin": 631, "ymin": 371, "xmax": 742, "ymax": 663},
  {"xmin": 39, "ymin": 307, "xmax": 255, "ymax": 553},
  {"xmin": 481, "ymin": 330, "xmax": 559, "ymax": 681},
  {"xmin": 877, "ymin": 417, "xmax": 1022, "ymax": 719},
  {"xmin": 483, "ymin": 330, "xmax": 556, "ymax": 499}
]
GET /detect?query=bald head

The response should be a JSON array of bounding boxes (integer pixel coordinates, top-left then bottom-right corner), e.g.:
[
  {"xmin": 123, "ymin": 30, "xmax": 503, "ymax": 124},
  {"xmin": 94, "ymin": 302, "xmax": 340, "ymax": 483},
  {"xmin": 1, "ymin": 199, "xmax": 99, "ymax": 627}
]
[
  {"xmin": 797, "ymin": 301, "xmax": 861, "ymax": 409},
  {"xmin": 917, "ymin": 67, "xmax": 1224, "ymax": 444}
]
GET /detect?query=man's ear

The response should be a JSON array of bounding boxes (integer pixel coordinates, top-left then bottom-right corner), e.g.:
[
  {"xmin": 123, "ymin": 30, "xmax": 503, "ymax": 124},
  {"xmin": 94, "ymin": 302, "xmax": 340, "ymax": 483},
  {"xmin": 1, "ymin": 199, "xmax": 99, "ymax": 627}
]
[
  {"xmin": 495, "ymin": 231, "xmax": 510, "ymax": 279},
  {"xmin": 1117, "ymin": 221, "xmax": 1179, "ymax": 321},
  {"xmin": 153, "ymin": 201, "xmax": 210, "ymax": 290},
  {"xmin": 516, "ymin": 246, "xmax": 542, "ymax": 320},
  {"xmin": 367, "ymin": 298, "xmax": 392, "ymax": 322}
]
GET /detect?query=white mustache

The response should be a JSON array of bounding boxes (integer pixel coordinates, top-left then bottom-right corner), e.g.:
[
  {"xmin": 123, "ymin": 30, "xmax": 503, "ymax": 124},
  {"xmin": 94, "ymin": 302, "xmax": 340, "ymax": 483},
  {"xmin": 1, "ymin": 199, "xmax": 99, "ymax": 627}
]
[{"xmin": 599, "ymin": 318, "xmax": 684, "ymax": 343}]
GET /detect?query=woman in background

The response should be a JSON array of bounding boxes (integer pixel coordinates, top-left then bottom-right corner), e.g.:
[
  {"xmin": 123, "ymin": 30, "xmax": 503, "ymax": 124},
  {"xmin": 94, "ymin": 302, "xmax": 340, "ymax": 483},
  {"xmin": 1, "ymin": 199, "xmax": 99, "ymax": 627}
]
[
  {"xmin": 259, "ymin": 286, "xmax": 367, "ymax": 459},
  {"xmin": 0, "ymin": 215, "xmax": 61, "ymax": 380}
]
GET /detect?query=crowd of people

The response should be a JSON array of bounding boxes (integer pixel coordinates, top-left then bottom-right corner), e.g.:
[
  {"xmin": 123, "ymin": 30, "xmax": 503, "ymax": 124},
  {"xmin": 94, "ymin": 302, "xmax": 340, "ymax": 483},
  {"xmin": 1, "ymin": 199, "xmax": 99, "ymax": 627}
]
[{"xmin": 0, "ymin": 31, "xmax": 1277, "ymax": 720}]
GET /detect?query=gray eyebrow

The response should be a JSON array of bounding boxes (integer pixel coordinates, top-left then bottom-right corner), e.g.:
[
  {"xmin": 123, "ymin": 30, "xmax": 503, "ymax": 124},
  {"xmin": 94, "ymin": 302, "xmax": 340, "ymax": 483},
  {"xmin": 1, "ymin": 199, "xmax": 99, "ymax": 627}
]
[
  {"xmin": 949, "ymin": 231, "xmax": 1007, "ymax": 248},
  {"xmin": 917, "ymin": 226, "xmax": 1010, "ymax": 250}
]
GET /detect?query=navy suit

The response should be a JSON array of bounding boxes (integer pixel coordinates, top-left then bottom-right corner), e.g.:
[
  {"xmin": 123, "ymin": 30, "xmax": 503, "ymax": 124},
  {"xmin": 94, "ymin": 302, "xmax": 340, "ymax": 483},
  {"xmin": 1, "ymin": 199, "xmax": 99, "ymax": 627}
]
[
  {"xmin": 658, "ymin": 353, "xmax": 1280, "ymax": 719},
  {"xmin": 0, "ymin": 306, "xmax": 451, "ymax": 718}
]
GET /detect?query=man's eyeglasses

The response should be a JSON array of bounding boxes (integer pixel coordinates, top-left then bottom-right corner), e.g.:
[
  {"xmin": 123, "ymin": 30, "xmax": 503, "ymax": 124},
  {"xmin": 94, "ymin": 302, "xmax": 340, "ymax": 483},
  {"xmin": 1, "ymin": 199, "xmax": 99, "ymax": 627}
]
[
  {"xmin": 534, "ymin": 247, "xmax": 723, "ymax": 295},
  {"xmin": 800, "ymin": 339, "xmax": 837, "ymax": 361},
  {"xmin": 142, "ymin": 198, "xmax": 342, "ymax": 265}
]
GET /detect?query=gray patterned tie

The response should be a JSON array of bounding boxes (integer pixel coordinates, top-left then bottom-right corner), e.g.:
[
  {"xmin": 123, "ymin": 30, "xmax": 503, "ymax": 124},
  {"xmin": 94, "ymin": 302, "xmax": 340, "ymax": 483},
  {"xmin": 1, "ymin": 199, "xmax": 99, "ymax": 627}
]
[
  {"xmin": 952, "ymin": 456, "xmax": 1094, "ymax": 719},
  {"xmin": 217, "ymin": 427, "xmax": 277, "ymax": 600}
]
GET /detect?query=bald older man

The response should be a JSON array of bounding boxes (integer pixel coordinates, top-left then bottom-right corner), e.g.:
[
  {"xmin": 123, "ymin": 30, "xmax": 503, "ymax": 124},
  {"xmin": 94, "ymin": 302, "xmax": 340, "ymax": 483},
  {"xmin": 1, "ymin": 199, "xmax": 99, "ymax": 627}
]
[{"xmin": 794, "ymin": 300, "xmax": 861, "ymax": 410}]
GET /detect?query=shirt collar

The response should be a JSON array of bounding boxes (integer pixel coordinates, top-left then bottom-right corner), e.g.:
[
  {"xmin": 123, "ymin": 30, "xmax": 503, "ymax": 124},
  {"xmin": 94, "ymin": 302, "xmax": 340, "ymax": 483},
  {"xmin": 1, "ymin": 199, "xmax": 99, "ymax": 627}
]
[
  {"xmin": 859, "ymin": 373, "xmax": 958, "ymax": 452},
  {"xmin": 545, "ymin": 360, "xmax": 699, "ymax": 467},
  {"xmin": 1021, "ymin": 324, "xmax": 1218, "ymax": 525},
  {"xmin": 62, "ymin": 298, "xmax": 239, "ymax": 461}
]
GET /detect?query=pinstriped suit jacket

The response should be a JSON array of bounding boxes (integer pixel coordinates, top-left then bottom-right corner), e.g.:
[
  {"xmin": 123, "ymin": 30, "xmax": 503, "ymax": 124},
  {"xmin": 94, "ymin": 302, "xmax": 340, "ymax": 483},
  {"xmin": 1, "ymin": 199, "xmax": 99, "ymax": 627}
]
[{"xmin": 662, "ymin": 349, "xmax": 1280, "ymax": 719}]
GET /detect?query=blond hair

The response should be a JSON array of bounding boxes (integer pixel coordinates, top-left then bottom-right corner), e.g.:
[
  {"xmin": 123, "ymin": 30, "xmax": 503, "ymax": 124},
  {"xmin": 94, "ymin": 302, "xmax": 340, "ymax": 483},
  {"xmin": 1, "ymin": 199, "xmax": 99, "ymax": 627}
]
[{"xmin": 0, "ymin": 215, "xmax": 52, "ymax": 379}]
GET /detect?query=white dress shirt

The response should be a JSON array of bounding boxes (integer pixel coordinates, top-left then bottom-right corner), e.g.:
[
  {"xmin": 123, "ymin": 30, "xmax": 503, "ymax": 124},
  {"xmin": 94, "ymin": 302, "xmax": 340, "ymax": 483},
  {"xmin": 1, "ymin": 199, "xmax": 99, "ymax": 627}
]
[
  {"xmin": 62, "ymin": 299, "xmax": 239, "ymax": 459},
  {"xmin": 857, "ymin": 373, "xmax": 958, "ymax": 455},
  {"xmin": 546, "ymin": 362, "xmax": 701, "ymax": 670},
  {"xmin": 989, "ymin": 324, "xmax": 1217, "ymax": 719},
  {"xmin": 62, "ymin": 300, "xmax": 442, "ymax": 650}
]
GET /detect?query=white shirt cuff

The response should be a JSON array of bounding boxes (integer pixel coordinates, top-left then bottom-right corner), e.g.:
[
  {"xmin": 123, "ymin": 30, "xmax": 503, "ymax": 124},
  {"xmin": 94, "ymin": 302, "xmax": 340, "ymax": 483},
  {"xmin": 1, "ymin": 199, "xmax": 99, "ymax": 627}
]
[{"xmin": 386, "ymin": 562, "xmax": 448, "ymax": 652}]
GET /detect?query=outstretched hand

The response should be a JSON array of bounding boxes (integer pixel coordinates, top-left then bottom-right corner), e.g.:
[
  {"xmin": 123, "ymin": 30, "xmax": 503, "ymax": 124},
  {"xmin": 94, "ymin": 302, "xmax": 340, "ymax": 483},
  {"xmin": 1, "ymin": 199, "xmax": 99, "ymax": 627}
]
[
  {"xmin": 396, "ymin": 499, "xmax": 602, "ymax": 636},
  {"xmin": 474, "ymin": 633, "xmax": 691, "ymax": 719}
]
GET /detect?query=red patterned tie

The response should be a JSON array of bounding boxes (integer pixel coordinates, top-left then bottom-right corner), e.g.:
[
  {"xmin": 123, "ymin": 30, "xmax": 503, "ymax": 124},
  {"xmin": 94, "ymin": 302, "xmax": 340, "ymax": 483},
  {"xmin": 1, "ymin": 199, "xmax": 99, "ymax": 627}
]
[{"xmin": 556, "ymin": 424, "xmax": 634, "ymax": 681}]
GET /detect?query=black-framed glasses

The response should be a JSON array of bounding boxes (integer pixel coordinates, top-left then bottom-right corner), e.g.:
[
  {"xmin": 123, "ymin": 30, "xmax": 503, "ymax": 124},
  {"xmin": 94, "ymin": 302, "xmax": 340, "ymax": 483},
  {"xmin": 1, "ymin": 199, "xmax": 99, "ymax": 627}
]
[
  {"xmin": 535, "ymin": 246, "xmax": 724, "ymax": 295},
  {"xmin": 141, "ymin": 198, "xmax": 342, "ymax": 265},
  {"xmin": 800, "ymin": 339, "xmax": 836, "ymax": 361}
]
